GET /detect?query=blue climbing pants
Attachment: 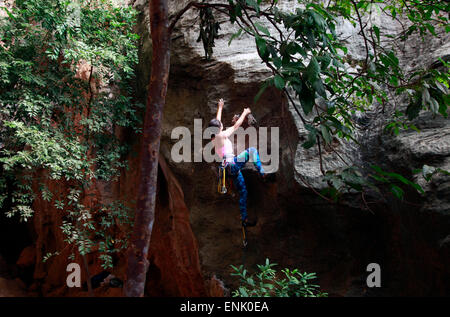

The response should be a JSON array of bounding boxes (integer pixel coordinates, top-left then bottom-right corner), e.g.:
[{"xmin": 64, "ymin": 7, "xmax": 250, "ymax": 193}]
[{"xmin": 227, "ymin": 147, "xmax": 264, "ymax": 221}]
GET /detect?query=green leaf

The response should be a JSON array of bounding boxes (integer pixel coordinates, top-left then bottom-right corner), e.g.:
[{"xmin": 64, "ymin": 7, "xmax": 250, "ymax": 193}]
[
  {"xmin": 273, "ymin": 56, "xmax": 282, "ymax": 69},
  {"xmin": 332, "ymin": 58, "xmax": 344, "ymax": 69},
  {"xmin": 429, "ymin": 97, "xmax": 439, "ymax": 114},
  {"xmin": 246, "ymin": 0, "xmax": 260, "ymax": 14},
  {"xmin": 373, "ymin": 25, "xmax": 380, "ymax": 43},
  {"xmin": 406, "ymin": 100, "xmax": 422, "ymax": 120},
  {"xmin": 255, "ymin": 36, "xmax": 268, "ymax": 59},
  {"xmin": 305, "ymin": 56, "xmax": 320, "ymax": 82},
  {"xmin": 302, "ymin": 124, "xmax": 317, "ymax": 149},
  {"xmin": 435, "ymin": 81, "xmax": 449, "ymax": 94},
  {"xmin": 312, "ymin": 79, "xmax": 326, "ymax": 98},
  {"xmin": 228, "ymin": 28, "xmax": 243, "ymax": 46},
  {"xmin": 306, "ymin": 26, "xmax": 317, "ymax": 47},
  {"xmin": 309, "ymin": 10, "xmax": 327, "ymax": 30},
  {"xmin": 425, "ymin": 23, "xmax": 436, "ymax": 35},
  {"xmin": 321, "ymin": 125, "xmax": 332, "ymax": 144},
  {"xmin": 387, "ymin": 51, "xmax": 399, "ymax": 66},
  {"xmin": 299, "ymin": 87, "xmax": 315, "ymax": 115},
  {"xmin": 239, "ymin": 287, "xmax": 249, "ymax": 297},
  {"xmin": 274, "ymin": 75, "xmax": 285, "ymax": 90},
  {"xmin": 291, "ymin": 80, "xmax": 302, "ymax": 95},
  {"xmin": 254, "ymin": 21, "xmax": 270, "ymax": 37},
  {"xmin": 438, "ymin": 97, "xmax": 448, "ymax": 117},
  {"xmin": 318, "ymin": 54, "xmax": 331, "ymax": 69},
  {"xmin": 390, "ymin": 185, "xmax": 404, "ymax": 200},
  {"xmin": 422, "ymin": 87, "xmax": 430, "ymax": 104}
]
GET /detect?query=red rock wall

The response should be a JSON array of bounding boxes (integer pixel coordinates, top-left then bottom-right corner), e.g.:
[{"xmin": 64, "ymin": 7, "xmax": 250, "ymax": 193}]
[
  {"xmin": 22, "ymin": 146, "xmax": 209, "ymax": 296},
  {"xmin": 12, "ymin": 55, "xmax": 210, "ymax": 296},
  {"xmin": 144, "ymin": 155, "xmax": 206, "ymax": 296}
]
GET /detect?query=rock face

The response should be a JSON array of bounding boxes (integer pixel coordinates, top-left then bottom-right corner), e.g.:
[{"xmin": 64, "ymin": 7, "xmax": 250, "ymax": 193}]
[
  {"xmin": 145, "ymin": 155, "xmax": 206, "ymax": 296},
  {"xmin": 132, "ymin": 0, "xmax": 449, "ymax": 296},
  {"xmin": 0, "ymin": 277, "xmax": 28, "ymax": 297},
  {"xmin": 1, "ymin": 0, "xmax": 448, "ymax": 297},
  {"xmin": 5, "ymin": 144, "xmax": 207, "ymax": 296},
  {"xmin": 0, "ymin": 1, "xmax": 208, "ymax": 296}
]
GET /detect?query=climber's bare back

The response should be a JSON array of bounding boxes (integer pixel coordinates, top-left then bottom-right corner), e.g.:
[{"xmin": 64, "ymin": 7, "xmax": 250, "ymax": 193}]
[{"xmin": 211, "ymin": 98, "xmax": 251, "ymax": 159}]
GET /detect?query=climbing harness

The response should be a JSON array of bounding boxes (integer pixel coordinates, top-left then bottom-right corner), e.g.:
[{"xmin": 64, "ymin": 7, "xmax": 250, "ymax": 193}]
[
  {"xmin": 217, "ymin": 161, "xmax": 228, "ymax": 194},
  {"xmin": 217, "ymin": 155, "xmax": 235, "ymax": 194}
]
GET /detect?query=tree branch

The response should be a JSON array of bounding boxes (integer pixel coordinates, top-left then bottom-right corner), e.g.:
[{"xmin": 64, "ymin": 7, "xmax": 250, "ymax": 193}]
[{"xmin": 350, "ymin": 0, "xmax": 370, "ymax": 68}]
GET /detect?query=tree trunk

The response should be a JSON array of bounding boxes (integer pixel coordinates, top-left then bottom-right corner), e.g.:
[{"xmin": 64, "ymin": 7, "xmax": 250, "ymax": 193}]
[{"xmin": 124, "ymin": 0, "xmax": 170, "ymax": 297}]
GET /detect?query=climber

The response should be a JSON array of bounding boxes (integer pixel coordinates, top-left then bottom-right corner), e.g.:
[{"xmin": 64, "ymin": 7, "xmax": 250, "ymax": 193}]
[{"xmin": 209, "ymin": 98, "xmax": 266, "ymax": 228}]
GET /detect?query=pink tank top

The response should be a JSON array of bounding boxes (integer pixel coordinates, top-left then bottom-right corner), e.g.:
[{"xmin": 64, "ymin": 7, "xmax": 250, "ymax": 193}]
[{"xmin": 219, "ymin": 139, "xmax": 234, "ymax": 161}]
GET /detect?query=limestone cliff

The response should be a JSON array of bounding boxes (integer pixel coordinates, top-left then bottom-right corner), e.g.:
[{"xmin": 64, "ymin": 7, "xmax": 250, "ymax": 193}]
[
  {"xmin": 0, "ymin": 0, "xmax": 448, "ymax": 297},
  {"xmin": 134, "ymin": 0, "xmax": 449, "ymax": 296}
]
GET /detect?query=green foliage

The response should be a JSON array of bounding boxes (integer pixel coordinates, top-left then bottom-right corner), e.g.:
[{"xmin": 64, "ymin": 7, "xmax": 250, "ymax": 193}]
[
  {"xmin": 198, "ymin": 0, "xmax": 449, "ymax": 203},
  {"xmin": 43, "ymin": 251, "xmax": 60, "ymax": 263},
  {"xmin": 197, "ymin": 1, "xmax": 221, "ymax": 60},
  {"xmin": 0, "ymin": 0, "xmax": 140, "ymax": 267},
  {"xmin": 370, "ymin": 165, "xmax": 424, "ymax": 200},
  {"xmin": 322, "ymin": 166, "xmax": 369, "ymax": 201},
  {"xmin": 231, "ymin": 258, "xmax": 327, "ymax": 297},
  {"xmin": 413, "ymin": 164, "xmax": 450, "ymax": 182}
]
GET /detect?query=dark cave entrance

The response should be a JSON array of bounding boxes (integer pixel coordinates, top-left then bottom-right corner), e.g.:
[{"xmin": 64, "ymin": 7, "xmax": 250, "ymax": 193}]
[{"xmin": 0, "ymin": 211, "xmax": 34, "ymax": 285}]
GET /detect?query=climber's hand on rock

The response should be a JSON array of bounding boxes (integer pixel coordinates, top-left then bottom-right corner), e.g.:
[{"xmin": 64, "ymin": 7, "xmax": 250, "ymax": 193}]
[
  {"xmin": 243, "ymin": 107, "xmax": 251, "ymax": 116},
  {"xmin": 218, "ymin": 98, "xmax": 224, "ymax": 108}
]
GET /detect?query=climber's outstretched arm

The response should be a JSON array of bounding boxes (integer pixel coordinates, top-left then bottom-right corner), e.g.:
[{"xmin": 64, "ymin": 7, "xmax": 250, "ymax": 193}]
[
  {"xmin": 223, "ymin": 108, "xmax": 251, "ymax": 138},
  {"xmin": 216, "ymin": 98, "xmax": 224, "ymax": 121}
]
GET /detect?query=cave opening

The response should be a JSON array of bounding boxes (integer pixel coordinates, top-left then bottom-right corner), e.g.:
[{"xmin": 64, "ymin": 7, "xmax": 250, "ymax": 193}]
[{"xmin": 0, "ymin": 211, "xmax": 34, "ymax": 285}]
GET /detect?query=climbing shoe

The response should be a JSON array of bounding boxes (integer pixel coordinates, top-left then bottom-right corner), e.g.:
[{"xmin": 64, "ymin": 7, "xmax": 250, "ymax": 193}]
[{"xmin": 242, "ymin": 218, "xmax": 257, "ymax": 227}]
